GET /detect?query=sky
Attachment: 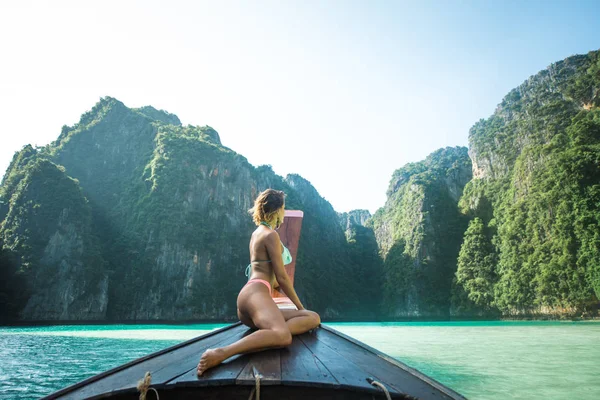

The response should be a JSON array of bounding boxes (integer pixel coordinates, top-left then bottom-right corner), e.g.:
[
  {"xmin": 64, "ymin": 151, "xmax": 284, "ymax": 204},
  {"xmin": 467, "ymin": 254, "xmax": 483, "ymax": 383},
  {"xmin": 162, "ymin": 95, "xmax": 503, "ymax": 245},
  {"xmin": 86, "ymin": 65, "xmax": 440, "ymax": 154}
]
[{"xmin": 0, "ymin": 0, "xmax": 599, "ymax": 214}]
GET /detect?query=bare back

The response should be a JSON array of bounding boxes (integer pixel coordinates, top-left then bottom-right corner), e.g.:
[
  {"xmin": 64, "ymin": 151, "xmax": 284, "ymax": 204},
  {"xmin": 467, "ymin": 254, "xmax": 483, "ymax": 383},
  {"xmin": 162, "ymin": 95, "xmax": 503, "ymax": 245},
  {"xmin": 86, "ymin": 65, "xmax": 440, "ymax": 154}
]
[{"xmin": 248, "ymin": 226, "xmax": 281, "ymax": 286}]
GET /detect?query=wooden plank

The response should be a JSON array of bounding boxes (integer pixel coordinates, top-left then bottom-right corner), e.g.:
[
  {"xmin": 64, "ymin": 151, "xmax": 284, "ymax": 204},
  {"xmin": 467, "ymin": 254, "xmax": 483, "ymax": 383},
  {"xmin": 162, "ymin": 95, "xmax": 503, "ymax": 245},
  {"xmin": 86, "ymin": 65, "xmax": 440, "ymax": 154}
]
[
  {"xmin": 280, "ymin": 335, "xmax": 339, "ymax": 387},
  {"xmin": 169, "ymin": 353, "xmax": 249, "ymax": 386},
  {"xmin": 129, "ymin": 327, "xmax": 251, "ymax": 388},
  {"xmin": 314, "ymin": 327, "xmax": 457, "ymax": 400},
  {"xmin": 152, "ymin": 325, "xmax": 255, "ymax": 386},
  {"xmin": 236, "ymin": 348, "xmax": 281, "ymax": 385},
  {"xmin": 320, "ymin": 325, "xmax": 466, "ymax": 400},
  {"xmin": 298, "ymin": 331, "xmax": 395, "ymax": 396},
  {"xmin": 54, "ymin": 324, "xmax": 248, "ymax": 400}
]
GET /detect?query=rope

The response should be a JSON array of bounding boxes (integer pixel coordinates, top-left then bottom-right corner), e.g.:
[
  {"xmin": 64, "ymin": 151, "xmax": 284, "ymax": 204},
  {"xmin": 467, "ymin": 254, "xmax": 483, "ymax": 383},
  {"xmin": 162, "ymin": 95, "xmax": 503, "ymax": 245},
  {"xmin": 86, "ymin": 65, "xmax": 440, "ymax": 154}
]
[
  {"xmin": 247, "ymin": 366, "xmax": 261, "ymax": 400},
  {"xmin": 255, "ymin": 372, "xmax": 261, "ymax": 400},
  {"xmin": 367, "ymin": 377, "xmax": 391, "ymax": 400},
  {"xmin": 137, "ymin": 371, "xmax": 159, "ymax": 400}
]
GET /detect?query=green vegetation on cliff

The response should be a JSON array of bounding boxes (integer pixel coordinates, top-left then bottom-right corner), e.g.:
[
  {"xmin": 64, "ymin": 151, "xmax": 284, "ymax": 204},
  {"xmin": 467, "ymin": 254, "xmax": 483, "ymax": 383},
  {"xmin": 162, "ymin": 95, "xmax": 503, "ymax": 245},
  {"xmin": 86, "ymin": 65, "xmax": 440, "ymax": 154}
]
[
  {"xmin": 453, "ymin": 217, "xmax": 497, "ymax": 313},
  {"xmin": 288, "ymin": 176, "xmax": 382, "ymax": 319},
  {"xmin": 0, "ymin": 97, "xmax": 384, "ymax": 321},
  {"xmin": 457, "ymin": 50, "xmax": 600, "ymax": 315},
  {"xmin": 370, "ymin": 147, "xmax": 472, "ymax": 316},
  {"xmin": 338, "ymin": 209, "xmax": 383, "ymax": 316},
  {"xmin": 2, "ymin": 49, "xmax": 599, "ymax": 321},
  {"xmin": 0, "ymin": 157, "xmax": 106, "ymax": 320}
]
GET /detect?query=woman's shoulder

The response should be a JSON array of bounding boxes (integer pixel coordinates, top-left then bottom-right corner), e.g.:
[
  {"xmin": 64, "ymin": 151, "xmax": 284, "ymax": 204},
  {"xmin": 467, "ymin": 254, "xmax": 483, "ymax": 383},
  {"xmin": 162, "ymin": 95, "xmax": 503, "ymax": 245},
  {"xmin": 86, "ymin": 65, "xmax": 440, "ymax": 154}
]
[{"xmin": 252, "ymin": 226, "xmax": 280, "ymax": 242}]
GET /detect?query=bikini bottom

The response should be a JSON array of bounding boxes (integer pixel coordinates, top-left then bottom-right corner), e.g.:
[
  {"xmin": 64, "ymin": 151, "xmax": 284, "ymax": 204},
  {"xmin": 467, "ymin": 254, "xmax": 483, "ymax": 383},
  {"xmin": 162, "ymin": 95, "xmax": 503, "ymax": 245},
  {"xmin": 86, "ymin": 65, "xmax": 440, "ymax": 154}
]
[{"xmin": 243, "ymin": 278, "xmax": 272, "ymax": 296}]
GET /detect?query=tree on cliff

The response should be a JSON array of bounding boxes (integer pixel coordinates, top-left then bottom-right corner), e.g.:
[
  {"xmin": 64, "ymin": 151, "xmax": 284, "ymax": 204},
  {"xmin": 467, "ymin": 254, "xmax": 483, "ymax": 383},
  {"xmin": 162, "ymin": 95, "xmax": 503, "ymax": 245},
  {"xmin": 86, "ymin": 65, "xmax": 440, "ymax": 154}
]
[{"xmin": 454, "ymin": 217, "xmax": 497, "ymax": 310}]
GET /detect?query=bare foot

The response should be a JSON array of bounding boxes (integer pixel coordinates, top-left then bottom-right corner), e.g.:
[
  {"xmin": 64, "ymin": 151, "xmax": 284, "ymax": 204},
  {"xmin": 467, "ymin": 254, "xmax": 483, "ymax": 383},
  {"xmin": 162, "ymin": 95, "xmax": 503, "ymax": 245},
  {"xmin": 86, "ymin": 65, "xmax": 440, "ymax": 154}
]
[{"xmin": 197, "ymin": 348, "xmax": 227, "ymax": 376}]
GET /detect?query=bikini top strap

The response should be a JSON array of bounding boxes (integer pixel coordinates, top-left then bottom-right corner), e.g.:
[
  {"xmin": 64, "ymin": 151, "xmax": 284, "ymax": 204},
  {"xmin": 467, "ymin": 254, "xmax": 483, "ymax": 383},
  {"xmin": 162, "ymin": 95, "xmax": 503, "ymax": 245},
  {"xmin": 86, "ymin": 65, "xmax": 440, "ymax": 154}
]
[{"xmin": 260, "ymin": 221, "xmax": 273, "ymax": 229}]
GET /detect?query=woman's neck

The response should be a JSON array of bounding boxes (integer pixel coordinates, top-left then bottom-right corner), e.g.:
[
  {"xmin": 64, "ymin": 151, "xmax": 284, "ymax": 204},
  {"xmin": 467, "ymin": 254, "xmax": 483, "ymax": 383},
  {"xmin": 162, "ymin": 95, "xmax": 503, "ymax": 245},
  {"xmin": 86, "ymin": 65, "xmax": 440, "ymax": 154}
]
[{"xmin": 261, "ymin": 219, "xmax": 277, "ymax": 229}]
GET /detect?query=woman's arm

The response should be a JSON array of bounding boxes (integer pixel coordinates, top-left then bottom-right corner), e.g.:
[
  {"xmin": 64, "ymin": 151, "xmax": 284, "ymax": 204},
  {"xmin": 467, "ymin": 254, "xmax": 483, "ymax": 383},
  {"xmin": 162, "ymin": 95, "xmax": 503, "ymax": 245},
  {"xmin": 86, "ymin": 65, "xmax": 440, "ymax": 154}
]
[{"xmin": 265, "ymin": 231, "xmax": 304, "ymax": 310}]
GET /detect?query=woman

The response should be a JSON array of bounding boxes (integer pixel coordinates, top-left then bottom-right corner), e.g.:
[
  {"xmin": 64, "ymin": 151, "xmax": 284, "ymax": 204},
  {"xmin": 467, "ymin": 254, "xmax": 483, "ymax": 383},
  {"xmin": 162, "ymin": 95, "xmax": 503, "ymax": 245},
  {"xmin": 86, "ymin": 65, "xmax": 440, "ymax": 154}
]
[{"xmin": 197, "ymin": 189, "xmax": 321, "ymax": 376}]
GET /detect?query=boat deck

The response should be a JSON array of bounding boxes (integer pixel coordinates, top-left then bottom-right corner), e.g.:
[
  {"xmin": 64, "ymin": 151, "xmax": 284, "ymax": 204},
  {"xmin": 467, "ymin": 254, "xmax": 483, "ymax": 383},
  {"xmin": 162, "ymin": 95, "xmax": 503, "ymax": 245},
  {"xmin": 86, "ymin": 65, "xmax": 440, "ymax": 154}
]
[{"xmin": 45, "ymin": 323, "xmax": 466, "ymax": 400}]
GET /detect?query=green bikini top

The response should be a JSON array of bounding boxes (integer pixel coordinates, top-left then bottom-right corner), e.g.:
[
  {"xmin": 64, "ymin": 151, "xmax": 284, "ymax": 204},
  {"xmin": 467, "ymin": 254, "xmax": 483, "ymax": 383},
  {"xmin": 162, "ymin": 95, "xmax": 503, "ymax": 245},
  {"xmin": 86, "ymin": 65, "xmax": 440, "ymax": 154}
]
[{"xmin": 245, "ymin": 221, "xmax": 292, "ymax": 277}]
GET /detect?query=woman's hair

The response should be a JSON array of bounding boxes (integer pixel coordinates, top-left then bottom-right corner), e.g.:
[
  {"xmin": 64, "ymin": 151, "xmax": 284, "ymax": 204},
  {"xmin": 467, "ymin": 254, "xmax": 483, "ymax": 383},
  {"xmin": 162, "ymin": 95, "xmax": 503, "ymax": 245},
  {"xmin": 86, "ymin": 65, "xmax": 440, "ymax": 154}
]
[{"xmin": 249, "ymin": 189, "xmax": 285, "ymax": 226}]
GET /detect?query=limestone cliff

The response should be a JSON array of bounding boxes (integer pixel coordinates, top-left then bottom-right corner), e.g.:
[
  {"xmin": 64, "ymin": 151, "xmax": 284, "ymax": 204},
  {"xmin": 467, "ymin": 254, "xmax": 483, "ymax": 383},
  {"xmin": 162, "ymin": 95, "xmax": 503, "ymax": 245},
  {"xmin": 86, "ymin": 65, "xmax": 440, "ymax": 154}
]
[
  {"xmin": 0, "ymin": 157, "xmax": 106, "ymax": 320},
  {"xmin": 457, "ymin": 50, "xmax": 600, "ymax": 315},
  {"xmin": 0, "ymin": 97, "xmax": 383, "ymax": 321},
  {"xmin": 369, "ymin": 147, "xmax": 472, "ymax": 317}
]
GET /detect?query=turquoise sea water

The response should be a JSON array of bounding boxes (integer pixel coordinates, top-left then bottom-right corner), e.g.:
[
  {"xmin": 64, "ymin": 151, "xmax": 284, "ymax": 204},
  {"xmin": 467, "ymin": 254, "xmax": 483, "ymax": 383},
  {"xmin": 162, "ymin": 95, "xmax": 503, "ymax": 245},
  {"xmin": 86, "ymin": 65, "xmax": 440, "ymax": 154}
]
[{"xmin": 0, "ymin": 321, "xmax": 599, "ymax": 399}]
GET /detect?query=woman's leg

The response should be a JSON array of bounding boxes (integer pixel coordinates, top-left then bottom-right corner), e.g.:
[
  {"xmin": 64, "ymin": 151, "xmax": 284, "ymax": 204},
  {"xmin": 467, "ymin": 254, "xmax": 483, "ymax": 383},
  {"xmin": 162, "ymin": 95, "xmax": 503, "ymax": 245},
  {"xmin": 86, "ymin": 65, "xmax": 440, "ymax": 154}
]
[
  {"xmin": 237, "ymin": 308, "xmax": 257, "ymax": 329},
  {"xmin": 197, "ymin": 285, "xmax": 291, "ymax": 376},
  {"xmin": 280, "ymin": 309, "xmax": 321, "ymax": 335}
]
